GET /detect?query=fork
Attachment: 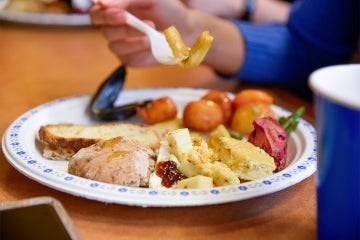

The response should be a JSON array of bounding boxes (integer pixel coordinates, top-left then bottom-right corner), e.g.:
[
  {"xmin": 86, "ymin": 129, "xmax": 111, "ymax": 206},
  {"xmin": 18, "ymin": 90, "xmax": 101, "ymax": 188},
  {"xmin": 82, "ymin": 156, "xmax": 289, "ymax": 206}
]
[
  {"xmin": 125, "ymin": 12, "xmax": 180, "ymax": 65},
  {"xmin": 91, "ymin": 0, "xmax": 179, "ymax": 65}
]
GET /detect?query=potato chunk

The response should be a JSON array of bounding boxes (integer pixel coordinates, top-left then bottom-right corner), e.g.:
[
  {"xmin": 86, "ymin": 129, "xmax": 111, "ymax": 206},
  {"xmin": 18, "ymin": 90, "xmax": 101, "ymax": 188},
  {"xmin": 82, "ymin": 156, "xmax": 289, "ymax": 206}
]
[
  {"xmin": 176, "ymin": 175, "xmax": 213, "ymax": 189},
  {"xmin": 215, "ymin": 137, "xmax": 276, "ymax": 181}
]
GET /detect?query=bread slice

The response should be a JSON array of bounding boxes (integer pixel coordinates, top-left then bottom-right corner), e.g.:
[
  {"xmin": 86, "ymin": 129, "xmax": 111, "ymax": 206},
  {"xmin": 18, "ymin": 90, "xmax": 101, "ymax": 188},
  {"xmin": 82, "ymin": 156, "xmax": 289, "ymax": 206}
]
[{"xmin": 38, "ymin": 122, "xmax": 171, "ymax": 160}]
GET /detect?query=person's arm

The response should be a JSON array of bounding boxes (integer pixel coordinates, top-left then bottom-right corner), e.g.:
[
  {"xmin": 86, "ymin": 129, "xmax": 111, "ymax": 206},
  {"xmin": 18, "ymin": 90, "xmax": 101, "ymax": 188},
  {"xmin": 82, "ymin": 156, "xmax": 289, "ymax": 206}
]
[
  {"xmin": 251, "ymin": 0, "xmax": 290, "ymax": 23},
  {"xmin": 90, "ymin": 0, "xmax": 246, "ymax": 73},
  {"xmin": 90, "ymin": 0, "xmax": 358, "ymax": 99},
  {"xmin": 227, "ymin": 0, "xmax": 359, "ymax": 99},
  {"xmin": 181, "ymin": 0, "xmax": 290, "ymax": 23},
  {"xmin": 238, "ymin": 0, "xmax": 358, "ymax": 81}
]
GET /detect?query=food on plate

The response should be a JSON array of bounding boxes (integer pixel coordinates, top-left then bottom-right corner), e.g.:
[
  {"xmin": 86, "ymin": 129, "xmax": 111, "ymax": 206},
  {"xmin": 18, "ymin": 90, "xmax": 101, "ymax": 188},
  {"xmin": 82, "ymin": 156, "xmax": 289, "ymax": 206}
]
[
  {"xmin": 176, "ymin": 175, "xmax": 213, "ymax": 189},
  {"xmin": 149, "ymin": 140, "xmax": 185, "ymax": 188},
  {"xmin": 37, "ymin": 88, "xmax": 305, "ymax": 189},
  {"xmin": 201, "ymin": 90, "xmax": 233, "ymax": 125},
  {"xmin": 246, "ymin": 107, "xmax": 305, "ymax": 172},
  {"xmin": 155, "ymin": 159, "xmax": 185, "ymax": 188},
  {"xmin": 153, "ymin": 128, "xmax": 240, "ymax": 188},
  {"xmin": 209, "ymin": 135, "xmax": 276, "ymax": 181},
  {"xmin": 164, "ymin": 25, "xmax": 214, "ymax": 67},
  {"xmin": 230, "ymin": 103, "xmax": 273, "ymax": 136},
  {"xmin": 183, "ymin": 99, "xmax": 224, "ymax": 132},
  {"xmin": 68, "ymin": 137, "xmax": 156, "ymax": 187},
  {"xmin": 229, "ymin": 89, "xmax": 275, "ymax": 136},
  {"xmin": 278, "ymin": 106, "xmax": 306, "ymax": 133},
  {"xmin": 136, "ymin": 96, "xmax": 177, "ymax": 124},
  {"xmin": 151, "ymin": 127, "xmax": 276, "ymax": 188},
  {"xmin": 232, "ymin": 89, "xmax": 274, "ymax": 110},
  {"xmin": 38, "ymin": 122, "xmax": 170, "ymax": 160},
  {"xmin": 248, "ymin": 117, "xmax": 288, "ymax": 171}
]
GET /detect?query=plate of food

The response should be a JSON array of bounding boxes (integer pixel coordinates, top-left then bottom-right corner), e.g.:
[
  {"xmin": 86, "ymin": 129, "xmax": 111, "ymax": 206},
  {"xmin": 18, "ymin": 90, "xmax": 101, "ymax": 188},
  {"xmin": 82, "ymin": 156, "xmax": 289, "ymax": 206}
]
[
  {"xmin": 1, "ymin": 88, "xmax": 317, "ymax": 207},
  {"xmin": 0, "ymin": 0, "xmax": 91, "ymax": 26}
]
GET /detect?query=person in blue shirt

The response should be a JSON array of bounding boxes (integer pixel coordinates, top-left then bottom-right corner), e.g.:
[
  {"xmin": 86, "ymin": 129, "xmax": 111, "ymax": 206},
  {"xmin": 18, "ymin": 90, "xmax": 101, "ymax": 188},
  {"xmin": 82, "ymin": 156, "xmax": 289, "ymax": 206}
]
[{"xmin": 90, "ymin": 0, "xmax": 359, "ymax": 100}]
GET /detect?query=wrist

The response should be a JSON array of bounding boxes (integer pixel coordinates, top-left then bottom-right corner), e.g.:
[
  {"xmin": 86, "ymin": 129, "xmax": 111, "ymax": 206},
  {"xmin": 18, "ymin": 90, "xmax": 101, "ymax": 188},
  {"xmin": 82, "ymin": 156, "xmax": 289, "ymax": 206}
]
[{"xmin": 181, "ymin": 10, "xmax": 208, "ymax": 45}]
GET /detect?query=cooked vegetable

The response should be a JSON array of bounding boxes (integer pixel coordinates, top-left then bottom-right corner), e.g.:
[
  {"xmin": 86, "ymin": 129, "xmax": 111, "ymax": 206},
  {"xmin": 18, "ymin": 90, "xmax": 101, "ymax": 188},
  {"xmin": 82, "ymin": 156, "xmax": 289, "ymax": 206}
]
[
  {"xmin": 230, "ymin": 104, "xmax": 273, "ymax": 136},
  {"xmin": 248, "ymin": 117, "xmax": 288, "ymax": 172},
  {"xmin": 136, "ymin": 97, "xmax": 177, "ymax": 124},
  {"xmin": 229, "ymin": 132, "xmax": 244, "ymax": 140},
  {"xmin": 201, "ymin": 90, "xmax": 233, "ymax": 125},
  {"xmin": 232, "ymin": 89, "xmax": 274, "ymax": 110},
  {"xmin": 176, "ymin": 175, "xmax": 213, "ymax": 189},
  {"xmin": 183, "ymin": 100, "xmax": 224, "ymax": 131}
]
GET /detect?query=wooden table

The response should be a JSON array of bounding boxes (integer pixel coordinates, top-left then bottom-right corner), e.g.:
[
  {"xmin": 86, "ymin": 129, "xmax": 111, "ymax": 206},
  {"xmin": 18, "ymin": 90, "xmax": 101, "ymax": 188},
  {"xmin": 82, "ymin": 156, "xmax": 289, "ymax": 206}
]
[{"xmin": 0, "ymin": 20, "xmax": 316, "ymax": 240}]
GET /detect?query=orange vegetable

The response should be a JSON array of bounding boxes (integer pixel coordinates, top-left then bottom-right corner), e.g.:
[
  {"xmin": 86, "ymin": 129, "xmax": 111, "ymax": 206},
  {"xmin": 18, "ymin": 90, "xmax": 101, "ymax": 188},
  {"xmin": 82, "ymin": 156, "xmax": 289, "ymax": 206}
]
[
  {"xmin": 201, "ymin": 90, "xmax": 233, "ymax": 125},
  {"xmin": 183, "ymin": 100, "xmax": 223, "ymax": 132},
  {"xmin": 232, "ymin": 89, "xmax": 274, "ymax": 110},
  {"xmin": 136, "ymin": 97, "xmax": 177, "ymax": 124},
  {"xmin": 230, "ymin": 104, "xmax": 273, "ymax": 136}
]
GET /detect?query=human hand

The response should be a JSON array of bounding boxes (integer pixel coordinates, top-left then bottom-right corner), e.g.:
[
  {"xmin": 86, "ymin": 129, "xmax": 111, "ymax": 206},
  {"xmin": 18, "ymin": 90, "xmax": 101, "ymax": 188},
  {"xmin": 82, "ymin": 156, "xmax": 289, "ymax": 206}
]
[
  {"xmin": 90, "ymin": 0, "xmax": 192, "ymax": 67},
  {"xmin": 90, "ymin": 0, "xmax": 246, "ymax": 74}
]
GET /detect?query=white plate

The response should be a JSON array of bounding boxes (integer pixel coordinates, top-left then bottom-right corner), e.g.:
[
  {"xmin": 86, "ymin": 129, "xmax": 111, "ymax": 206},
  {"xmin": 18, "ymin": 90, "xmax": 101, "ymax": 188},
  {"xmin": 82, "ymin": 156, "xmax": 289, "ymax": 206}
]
[
  {"xmin": 0, "ymin": 10, "xmax": 90, "ymax": 26},
  {"xmin": 2, "ymin": 88, "xmax": 317, "ymax": 207}
]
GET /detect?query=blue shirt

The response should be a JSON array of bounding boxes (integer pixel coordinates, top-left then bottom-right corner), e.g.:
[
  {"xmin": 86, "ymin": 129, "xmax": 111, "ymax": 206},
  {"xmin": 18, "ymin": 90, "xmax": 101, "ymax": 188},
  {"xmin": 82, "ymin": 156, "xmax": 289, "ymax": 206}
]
[{"xmin": 229, "ymin": 0, "xmax": 359, "ymax": 100}]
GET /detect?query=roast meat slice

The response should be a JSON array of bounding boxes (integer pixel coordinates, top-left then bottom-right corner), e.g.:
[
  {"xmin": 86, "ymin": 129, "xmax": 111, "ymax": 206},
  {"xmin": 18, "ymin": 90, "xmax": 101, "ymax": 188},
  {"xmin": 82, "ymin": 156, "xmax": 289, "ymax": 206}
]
[{"xmin": 68, "ymin": 137, "xmax": 156, "ymax": 187}]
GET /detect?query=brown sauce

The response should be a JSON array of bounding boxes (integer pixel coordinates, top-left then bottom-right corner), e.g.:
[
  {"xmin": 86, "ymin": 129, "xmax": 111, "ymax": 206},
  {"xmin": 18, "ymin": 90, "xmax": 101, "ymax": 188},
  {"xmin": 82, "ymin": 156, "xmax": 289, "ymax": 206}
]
[{"xmin": 155, "ymin": 161, "xmax": 185, "ymax": 188}]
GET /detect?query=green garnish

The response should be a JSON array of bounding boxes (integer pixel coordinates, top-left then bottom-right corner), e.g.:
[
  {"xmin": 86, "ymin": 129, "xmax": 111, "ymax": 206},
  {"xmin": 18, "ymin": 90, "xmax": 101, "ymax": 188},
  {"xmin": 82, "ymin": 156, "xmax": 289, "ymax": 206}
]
[
  {"xmin": 278, "ymin": 106, "xmax": 305, "ymax": 133},
  {"xmin": 230, "ymin": 131, "xmax": 244, "ymax": 140}
]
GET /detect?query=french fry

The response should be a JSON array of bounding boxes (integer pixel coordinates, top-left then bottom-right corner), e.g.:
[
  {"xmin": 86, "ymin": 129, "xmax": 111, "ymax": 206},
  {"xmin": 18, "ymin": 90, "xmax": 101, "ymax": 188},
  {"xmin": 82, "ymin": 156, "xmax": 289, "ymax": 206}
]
[
  {"xmin": 164, "ymin": 26, "xmax": 214, "ymax": 68},
  {"xmin": 164, "ymin": 26, "xmax": 190, "ymax": 60},
  {"xmin": 181, "ymin": 31, "xmax": 214, "ymax": 68}
]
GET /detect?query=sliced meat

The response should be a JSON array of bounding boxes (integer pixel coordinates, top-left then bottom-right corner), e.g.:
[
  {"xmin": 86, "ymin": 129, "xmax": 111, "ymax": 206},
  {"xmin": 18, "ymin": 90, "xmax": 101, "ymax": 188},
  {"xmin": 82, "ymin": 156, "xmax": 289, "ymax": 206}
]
[
  {"xmin": 248, "ymin": 117, "xmax": 288, "ymax": 171},
  {"xmin": 68, "ymin": 137, "xmax": 156, "ymax": 187}
]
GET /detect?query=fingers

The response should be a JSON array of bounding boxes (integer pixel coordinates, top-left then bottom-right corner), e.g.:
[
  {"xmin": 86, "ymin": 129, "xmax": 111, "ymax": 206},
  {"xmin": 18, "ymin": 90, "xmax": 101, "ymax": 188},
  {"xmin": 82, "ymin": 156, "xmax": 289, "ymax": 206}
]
[
  {"xmin": 101, "ymin": 29, "xmax": 157, "ymax": 66},
  {"xmin": 90, "ymin": 0, "xmax": 159, "ymax": 67},
  {"xmin": 108, "ymin": 35, "xmax": 150, "ymax": 56},
  {"xmin": 100, "ymin": 26, "xmax": 143, "ymax": 41},
  {"xmin": 90, "ymin": 3, "xmax": 158, "ymax": 26},
  {"xmin": 115, "ymin": 50, "xmax": 156, "ymax": 67},
  {"xmin": 90, "ymin": 5, "xmax": 127, "ymax": 25}
]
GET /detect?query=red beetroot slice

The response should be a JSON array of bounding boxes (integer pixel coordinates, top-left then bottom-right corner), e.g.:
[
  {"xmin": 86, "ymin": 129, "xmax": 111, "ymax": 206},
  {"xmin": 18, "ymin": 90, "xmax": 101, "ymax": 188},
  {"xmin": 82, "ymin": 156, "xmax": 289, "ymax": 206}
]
[{"xmin": 248, "ymin": 117, "xmax": 288, "ymax": 171}]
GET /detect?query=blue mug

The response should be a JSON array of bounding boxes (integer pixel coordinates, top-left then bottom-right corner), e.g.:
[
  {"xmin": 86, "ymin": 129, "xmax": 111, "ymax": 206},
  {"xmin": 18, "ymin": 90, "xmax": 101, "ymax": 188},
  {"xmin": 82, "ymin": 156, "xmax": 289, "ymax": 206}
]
[{"xmin": 309, "ymin": 64, "xmax": 360, "ymax": 240}]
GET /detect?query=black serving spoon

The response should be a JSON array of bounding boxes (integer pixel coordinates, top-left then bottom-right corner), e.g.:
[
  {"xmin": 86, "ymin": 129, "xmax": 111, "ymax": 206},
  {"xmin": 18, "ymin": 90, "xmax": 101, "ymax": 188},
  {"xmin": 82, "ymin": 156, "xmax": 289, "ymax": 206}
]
[{"xmin": 89, "ymin": 65, "xmax": 151, "ymax": 121}]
